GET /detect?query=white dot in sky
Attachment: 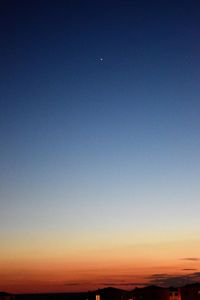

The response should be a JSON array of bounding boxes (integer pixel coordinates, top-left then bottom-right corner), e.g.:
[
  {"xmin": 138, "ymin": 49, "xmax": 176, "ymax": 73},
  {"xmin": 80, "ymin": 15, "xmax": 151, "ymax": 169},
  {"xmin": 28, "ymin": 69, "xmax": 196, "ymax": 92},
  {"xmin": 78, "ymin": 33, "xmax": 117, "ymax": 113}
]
[{"xmin": 100, "ymin": 58, "xmax": 103, "ymax": 61}]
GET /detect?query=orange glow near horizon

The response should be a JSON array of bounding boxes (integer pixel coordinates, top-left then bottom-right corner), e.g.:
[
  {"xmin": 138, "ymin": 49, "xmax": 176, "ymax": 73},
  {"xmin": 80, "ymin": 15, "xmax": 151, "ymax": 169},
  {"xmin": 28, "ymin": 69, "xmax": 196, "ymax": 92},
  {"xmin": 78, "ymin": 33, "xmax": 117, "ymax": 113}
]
[{"xmin": 1, "ymin": 238, "xmax": 200, "ymax": 294}]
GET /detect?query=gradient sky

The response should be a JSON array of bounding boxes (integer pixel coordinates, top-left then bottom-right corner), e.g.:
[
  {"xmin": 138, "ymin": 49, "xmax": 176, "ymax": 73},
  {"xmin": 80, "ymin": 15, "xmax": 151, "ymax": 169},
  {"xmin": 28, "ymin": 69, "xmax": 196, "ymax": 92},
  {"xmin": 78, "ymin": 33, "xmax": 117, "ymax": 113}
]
[{"xmin": 1, "ymin": 0, "xmax": 200, "ymax": 294}]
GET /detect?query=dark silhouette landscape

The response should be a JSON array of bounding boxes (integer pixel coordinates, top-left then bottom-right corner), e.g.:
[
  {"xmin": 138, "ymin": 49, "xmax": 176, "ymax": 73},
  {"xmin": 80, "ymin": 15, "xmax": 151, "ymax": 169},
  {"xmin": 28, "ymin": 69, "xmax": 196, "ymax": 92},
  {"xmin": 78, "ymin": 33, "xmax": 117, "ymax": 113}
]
[{"xmin": 2, "ymin": 283, "xmax": 200, "ymax": 300}]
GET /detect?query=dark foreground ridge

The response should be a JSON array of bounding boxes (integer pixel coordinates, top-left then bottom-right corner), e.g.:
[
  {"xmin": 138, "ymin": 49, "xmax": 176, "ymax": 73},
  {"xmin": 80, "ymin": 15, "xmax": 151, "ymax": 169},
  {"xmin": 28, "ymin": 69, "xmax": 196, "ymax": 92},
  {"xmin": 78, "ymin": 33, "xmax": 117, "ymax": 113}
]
[{"xmin": 2, "ymin": 283, "xmax": 200, "ymax": 300}]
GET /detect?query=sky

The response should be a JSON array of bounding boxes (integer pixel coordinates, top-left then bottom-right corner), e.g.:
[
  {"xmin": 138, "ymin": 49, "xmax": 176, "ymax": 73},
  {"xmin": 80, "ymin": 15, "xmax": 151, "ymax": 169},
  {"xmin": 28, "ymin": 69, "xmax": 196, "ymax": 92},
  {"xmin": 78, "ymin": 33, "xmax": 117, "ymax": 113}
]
[{"xmin": 1, "ymin": 0, "xmax": 200, "ymax": 294}]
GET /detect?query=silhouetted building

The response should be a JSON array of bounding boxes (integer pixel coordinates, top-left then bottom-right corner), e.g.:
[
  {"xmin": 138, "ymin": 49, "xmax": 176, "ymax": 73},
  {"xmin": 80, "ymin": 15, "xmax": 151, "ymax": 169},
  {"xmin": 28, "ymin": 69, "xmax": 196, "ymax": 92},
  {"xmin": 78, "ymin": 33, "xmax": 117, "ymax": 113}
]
[
  {"xmin": 169, "ymin": 288, "xmax": 181, "ymax": 300},
  {"xmin": 181, "ymin": 283, "xmax": 200, "ymax": 300}
]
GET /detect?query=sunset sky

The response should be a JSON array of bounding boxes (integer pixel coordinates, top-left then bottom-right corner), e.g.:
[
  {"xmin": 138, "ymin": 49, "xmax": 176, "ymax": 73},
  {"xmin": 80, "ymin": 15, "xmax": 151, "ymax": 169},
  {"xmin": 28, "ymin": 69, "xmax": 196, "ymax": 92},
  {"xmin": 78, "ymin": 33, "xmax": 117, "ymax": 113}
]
[{"xmin": 1, "ymin": 0, "xmax": 200, "ymax": 294}]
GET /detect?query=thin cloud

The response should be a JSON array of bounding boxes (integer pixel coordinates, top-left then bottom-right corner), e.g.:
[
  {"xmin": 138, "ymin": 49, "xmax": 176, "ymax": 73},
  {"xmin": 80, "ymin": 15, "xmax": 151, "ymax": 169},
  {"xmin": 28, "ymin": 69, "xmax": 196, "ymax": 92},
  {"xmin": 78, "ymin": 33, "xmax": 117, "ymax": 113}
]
[
  {"xmin": 64, "ymin": 281, "xmax": 90, "ymax": 286},
  {"xmin": 100, "ymin": 283, "xmax": 120, "ymax": 286},
  {"xmin": 64, "ymin": 282, "xmax": 82, "ymax": 286},
  {"xmin": 151, "ymin": 274, "xmax": 169, "ymax": 278},
  {"xmin": 122, "ymin": 283, "xmax": 145, "ymax": 287},
  {"xmin": 100, "ymin": 282, "xmax": 145, "ymax": 287},
  {"xmin": 181, "ymin": 258, "xmax": 200, "ymax": 261},
  {"xmin": 148, "ymin": 272, "xmax": 200, "ymax": 287},
  {"xmin": 192, "ymin": 272, "xmax": 200, "ymax": 279},
  {"xmin": 182, "ymin": 269, "xmax": 197, "ymax": 271}
]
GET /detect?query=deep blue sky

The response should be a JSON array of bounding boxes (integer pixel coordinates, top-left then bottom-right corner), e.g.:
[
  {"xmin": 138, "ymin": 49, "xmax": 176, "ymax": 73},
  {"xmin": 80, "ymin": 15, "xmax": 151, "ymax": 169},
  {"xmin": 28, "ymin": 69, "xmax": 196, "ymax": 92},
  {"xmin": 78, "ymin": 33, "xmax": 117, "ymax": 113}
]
[
  {"xmin": 1, "ymin": 0, "xmax": 200, "ymax": 229},
  {"xmin": 1, "ymin": 0, "xmax": 200, "ymax": 292}
]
